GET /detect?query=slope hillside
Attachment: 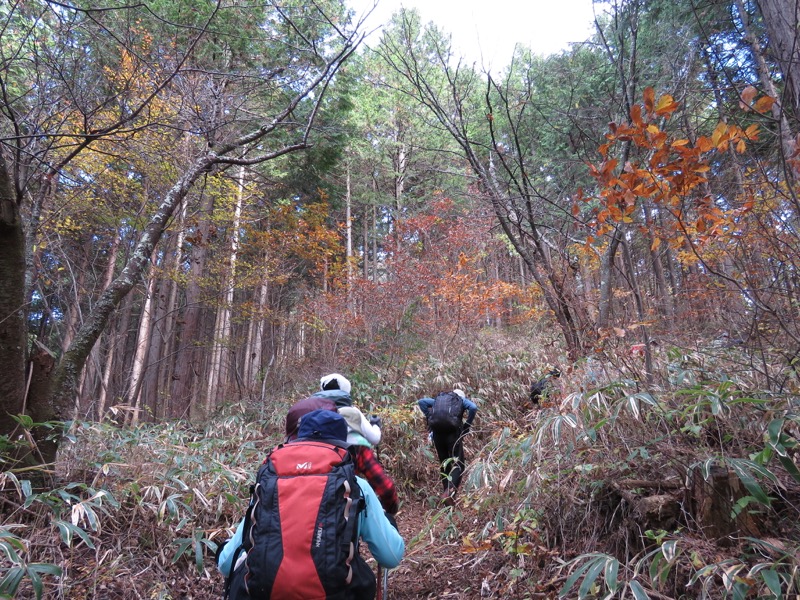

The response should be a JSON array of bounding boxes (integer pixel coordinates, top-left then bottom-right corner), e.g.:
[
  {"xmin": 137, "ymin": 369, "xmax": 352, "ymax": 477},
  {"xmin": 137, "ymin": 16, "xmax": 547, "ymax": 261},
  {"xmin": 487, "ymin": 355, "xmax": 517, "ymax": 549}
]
[{"xmin": 2, "ymin": 337, "xmax": 799, "ymax": 599}]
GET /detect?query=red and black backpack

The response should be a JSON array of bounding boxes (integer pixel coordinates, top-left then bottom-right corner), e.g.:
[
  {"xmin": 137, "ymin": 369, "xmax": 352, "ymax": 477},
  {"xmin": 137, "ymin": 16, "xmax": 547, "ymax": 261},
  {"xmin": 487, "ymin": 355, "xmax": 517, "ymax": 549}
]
[{"xmin": 225, "ymin": 440, "xmax": 364, "ymax": 600}]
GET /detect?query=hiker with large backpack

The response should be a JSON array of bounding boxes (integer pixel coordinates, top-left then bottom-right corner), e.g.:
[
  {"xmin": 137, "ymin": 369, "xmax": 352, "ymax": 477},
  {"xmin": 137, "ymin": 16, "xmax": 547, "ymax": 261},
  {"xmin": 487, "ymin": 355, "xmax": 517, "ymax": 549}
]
[
  {"xmin": 217, "ymin": 409, "xmax": 404, "ymax": 600},
  {"xmin": 417, "ymin": 389, "xmax": 478, "ymax": 505},
  {"xmin": 284, "ymin": 374, "xmax": 399, "ymax": 516}
]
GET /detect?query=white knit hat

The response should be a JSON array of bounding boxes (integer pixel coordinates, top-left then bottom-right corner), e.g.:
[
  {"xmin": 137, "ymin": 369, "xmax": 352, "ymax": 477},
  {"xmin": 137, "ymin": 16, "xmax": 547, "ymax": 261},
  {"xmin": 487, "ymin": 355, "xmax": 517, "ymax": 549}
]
[
  {"xmin": 320, "ymin": 373, "xmax": 351, "ymax": 395},
  {"xmin": 453, "ymin": 389, "xmax": 466, "ymax": 398}
]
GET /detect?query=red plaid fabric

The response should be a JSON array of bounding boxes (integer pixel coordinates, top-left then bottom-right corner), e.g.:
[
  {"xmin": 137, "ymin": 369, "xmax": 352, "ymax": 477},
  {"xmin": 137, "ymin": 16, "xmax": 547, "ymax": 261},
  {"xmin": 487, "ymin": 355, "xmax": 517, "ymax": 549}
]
[{"xmin": 352, "ymin": 446, "xmax": 399, "ymax": 515}]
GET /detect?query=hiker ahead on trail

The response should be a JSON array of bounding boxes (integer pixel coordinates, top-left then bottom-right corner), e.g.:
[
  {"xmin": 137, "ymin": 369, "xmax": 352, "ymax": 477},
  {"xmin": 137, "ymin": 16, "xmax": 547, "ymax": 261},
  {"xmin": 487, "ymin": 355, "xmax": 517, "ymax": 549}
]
[
  {"xmin": 418, "ymin": 389, "xmax": 478, "ymax": 505},
  {"xmin": 284, "ymin": 373, "xmax": 399, "ymax": 515},
  {"xmin": 217, "ymin": 409, "xmax": 404, "ymax": 600}
]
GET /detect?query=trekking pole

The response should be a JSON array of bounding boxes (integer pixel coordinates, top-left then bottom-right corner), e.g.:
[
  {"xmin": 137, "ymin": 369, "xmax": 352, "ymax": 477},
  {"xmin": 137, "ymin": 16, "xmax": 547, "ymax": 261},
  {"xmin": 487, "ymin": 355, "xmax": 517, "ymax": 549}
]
[
  {"xmin": 381, "ymin": 564, "xmax": 389, "ymax": 599},
  {"xmin": 376, "ymin": 563, "xmax": 389, "ymax": 600},
  {"xmin": 373, "ymin": 420, "xmax": 390, "ymax": 600}
]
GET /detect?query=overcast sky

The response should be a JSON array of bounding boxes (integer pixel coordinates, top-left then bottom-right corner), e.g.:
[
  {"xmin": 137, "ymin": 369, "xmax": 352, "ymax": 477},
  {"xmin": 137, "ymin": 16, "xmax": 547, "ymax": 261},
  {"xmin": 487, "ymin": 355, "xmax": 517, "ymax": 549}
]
[{"xmin": 346, "ymin": 0, "xmax": 599, "ymax": 69}]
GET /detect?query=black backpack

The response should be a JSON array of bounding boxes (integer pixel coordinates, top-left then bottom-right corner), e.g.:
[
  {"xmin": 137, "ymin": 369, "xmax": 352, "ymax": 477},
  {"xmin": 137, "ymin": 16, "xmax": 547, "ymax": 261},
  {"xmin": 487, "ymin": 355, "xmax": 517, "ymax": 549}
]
[
  {"xmin": 224, "ymin": 440, "xmax": 364, "ymax": 599},
  {"xmin": 427, "ymin": 392, "xmax": 463, "ymax": 432}
]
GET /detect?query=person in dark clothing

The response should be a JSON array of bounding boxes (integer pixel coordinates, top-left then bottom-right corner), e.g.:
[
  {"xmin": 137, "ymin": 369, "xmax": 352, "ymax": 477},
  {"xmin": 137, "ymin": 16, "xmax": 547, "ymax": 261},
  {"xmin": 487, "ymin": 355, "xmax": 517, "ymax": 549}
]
[
  {"xmin": 285, "ymin": 394, "xmax": 336, "ymax": 440},
  {"xmin": 417, "ymin": 389, "xmax": 478, "ymax": 505},
  {"xmin": 530, "ymin": 367, "xmax": 561, "ymax": 406}
]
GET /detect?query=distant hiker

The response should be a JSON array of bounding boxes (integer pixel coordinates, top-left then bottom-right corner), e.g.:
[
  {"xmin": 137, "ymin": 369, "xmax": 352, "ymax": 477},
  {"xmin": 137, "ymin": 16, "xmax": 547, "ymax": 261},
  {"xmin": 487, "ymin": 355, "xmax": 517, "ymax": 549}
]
[
  {"xmin": 417, "ymin": 389, "xmax": 478, "ymax": 505},
  {"xmin": 285, "ymin": 373, "xmax": 399, "ymax": 515},
  {"xmin": 217, "ymin": 409, "xmax": 404, "ymax": 600},
  {"xmin": 530, "ymin": 367, "xmax": 561, "ymax": 406}
]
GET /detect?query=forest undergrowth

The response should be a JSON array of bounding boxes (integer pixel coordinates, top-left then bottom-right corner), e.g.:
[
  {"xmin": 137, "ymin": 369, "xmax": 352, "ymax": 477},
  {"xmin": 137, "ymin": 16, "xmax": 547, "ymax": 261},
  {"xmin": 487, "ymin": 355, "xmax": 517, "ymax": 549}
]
[{"xmin": 2, "ymin": 329, "xmax": 799, "ymax": 599}]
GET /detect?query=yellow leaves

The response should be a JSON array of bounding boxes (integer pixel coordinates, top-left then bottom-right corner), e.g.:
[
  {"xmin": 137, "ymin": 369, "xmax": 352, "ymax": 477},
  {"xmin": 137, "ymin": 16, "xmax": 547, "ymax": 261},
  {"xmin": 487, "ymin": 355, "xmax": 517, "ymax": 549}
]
[
  {"xmin": 654, "ymin": 94, "xmax": 679, "ymax": 117},
  {"xmin": 642, "ymin": 87, "xmax": 679, "ymax": 118},
  {"xmin": 709, "ymin": 121, "xmax": 756, "ymax": 153},
  {"xmin": 711, "ymin": 122, "xmax": 727, "ymax": 147},
  {"xmin": 754, "ymin": 95, "xmax": 776, "ymax": 113},
  {"xmin": 461, "ymin": 536, "xmax": 492, "ymax": 554},
  {"xmin": 51, "ymin": 215, "xmax": 84, "ymax": 237}
]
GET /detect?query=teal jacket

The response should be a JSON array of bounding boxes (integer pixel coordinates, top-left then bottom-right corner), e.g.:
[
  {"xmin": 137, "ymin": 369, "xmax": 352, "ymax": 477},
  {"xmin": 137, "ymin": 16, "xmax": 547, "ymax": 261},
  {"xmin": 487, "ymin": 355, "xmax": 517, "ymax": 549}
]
[{"xmin": 217, "ymin": 475, "xmax": 404, "ymax": 575}]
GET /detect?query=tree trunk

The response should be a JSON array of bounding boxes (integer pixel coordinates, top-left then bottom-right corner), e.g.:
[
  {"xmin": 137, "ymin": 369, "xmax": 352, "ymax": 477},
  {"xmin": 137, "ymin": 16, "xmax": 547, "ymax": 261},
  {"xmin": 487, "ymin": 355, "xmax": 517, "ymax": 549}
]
[
  {"xmin": 596, "ymin": 229, "xmax": 621, "ymax": 329},
  {"xmin": 756, "ymin": 0, "xmax": 800, "ymax": 122},
  {"xmin": 124, "ymin": 250, "xmax": 158, "ymax": 426},
  {"xmin": 41, "ymin": 156, "xmax": 219, "ymax": 461},
  {"xmin": 687, "ymin": 464, "xmax": 760, "ymax": 543},
  {"xmin": 362, "ymin": 203, "xmax": 369, "ymax": 280},
  {"xmin": 94, "ymin": 235, "xmax": 122, "ymax": 419},
  {"xmin": 735, "ymin": 0, "xmax": 796, "ymax": 162},
  {"xmin": 642, "ymin": 201, "xmax": 674, "ymax": 320},
  {"xmin": 206, "ymin": 165, "xmax": 244, "ymax": 414},
  {"xmin": 244, "ymin": 272, "xmax": 268, "ymax": 397},
  {"xmin": 171, "ymin": 190, "xmax": 215, "ymax": 419},
  {"xmin": 346, "ymin": 164, "xmax": 354, "ymax": 311},
  {"xmin": 0, "ymin": 154, "xmax": 27, "ymax": 441},
  {"xmin": 621, "ymin": 239, "xmax": 654, "ymax": 385},
  {"xmin": 59, "ymin": 239, "xmax": 91, "ymax": 355},
  {"xmin": 158, "ymin": 204, "xmax": 188, "ymax": 417},
  {"xmin": 372, "ymin": 203, "xmax": 378, "ymax": 282},
  {"xmin": 141, "ymin": 274, "xmax": 167, "ymax": 420}
]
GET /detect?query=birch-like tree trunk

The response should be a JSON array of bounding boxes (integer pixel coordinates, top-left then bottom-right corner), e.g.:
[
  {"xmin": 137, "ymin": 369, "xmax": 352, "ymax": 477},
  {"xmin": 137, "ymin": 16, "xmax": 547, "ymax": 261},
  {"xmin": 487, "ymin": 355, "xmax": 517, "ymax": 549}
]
[
  {"xmin": 346, "ymin": 164, "xmax": 354, "ymax": 310},
  {"xmin": 59, "ymin": 239, "xmax": 91, "ymax": 355},
  {"xmin": 158, "ymin": 203, "xmax": 187, "ymax": 417},
  {"xmin": 125, "ymin": 250, "xmax": 159, "ymax": 426},
  {"xmin": 94, "ymin": 235, "xmax": 121, "ymax": 418},
  {"xmin": 244, "ymin": 272, "xmax": 269, "ymax": 396},
  {"xmin": 205, "ymin": 165, "xmax": 244, "ymax": 414}
]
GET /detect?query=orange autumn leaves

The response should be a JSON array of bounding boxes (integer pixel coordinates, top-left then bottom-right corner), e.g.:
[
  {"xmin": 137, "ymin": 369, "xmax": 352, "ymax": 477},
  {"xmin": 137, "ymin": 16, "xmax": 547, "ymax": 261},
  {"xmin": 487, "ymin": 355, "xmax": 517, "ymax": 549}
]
[{"xmin": 579, "ymin": 86, "xmax": 768, "ymax": 249}]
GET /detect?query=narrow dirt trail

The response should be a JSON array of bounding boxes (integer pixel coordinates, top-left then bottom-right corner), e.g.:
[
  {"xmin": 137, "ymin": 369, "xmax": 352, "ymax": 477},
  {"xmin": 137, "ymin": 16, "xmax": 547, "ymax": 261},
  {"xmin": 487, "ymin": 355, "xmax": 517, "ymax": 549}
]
[{"xmin": 374, "ymin": 492, "xmax": 512, "ymax": 600}]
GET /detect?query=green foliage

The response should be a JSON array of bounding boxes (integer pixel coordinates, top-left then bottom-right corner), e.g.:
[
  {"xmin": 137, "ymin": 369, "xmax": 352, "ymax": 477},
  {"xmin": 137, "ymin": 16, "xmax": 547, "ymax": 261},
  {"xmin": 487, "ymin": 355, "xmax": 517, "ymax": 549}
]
[
  {"xmin": 559, "ymin": 553, "xmax": 623, "ymax": 599},
  {"xmin": 0, "ymin": 530, "xmax": 62, "ymax": 600},
  {"xmin": 172, "ymin": 529, "xmax": 217, "ymax": 574},
  {"xmin": 0, "ymin": 414, "xmax": 275, "ymax": 597}
]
